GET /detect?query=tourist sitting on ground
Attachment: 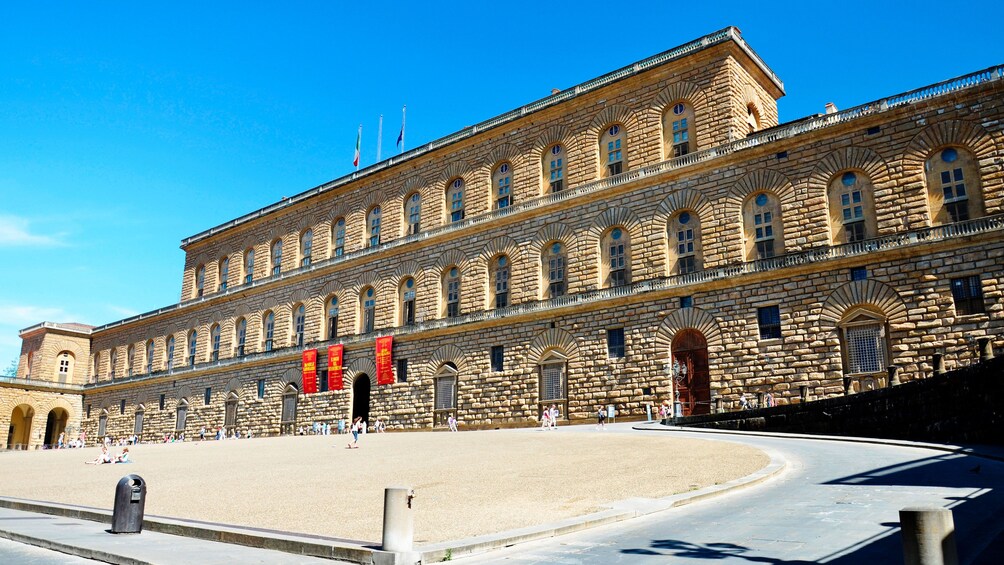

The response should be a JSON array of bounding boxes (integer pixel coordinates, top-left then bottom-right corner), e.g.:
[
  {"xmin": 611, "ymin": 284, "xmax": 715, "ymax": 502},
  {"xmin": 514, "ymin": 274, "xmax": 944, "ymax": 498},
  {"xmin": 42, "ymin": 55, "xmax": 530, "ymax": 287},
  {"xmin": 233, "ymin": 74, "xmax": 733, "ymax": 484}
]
[
  {"xmin": 114, "ymin": 448, "xmax": 131, "ymax": 463},
  {"xmin": 86, "ymin": 445, "xmax": 113, "ymax": 464}
]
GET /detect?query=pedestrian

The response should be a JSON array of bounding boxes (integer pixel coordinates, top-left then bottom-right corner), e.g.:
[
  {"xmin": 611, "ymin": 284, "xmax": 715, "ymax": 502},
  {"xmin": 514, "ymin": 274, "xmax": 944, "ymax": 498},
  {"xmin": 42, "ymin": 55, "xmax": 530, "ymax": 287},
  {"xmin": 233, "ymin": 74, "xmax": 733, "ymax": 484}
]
[
  {"xmin": 347, "ymin": 417, "xmax": 363, "ymax": 448},
  {"xmin": 199, "ymin": 427, "xmax": 206, "ymax": 441},
  {"xmin": 448, "ymin": 414, "xmax": 459, "ymax": 432},
  {"xmin": 338, "ymin": 419, "xmax": 345, "ymax": 435},
  {"xmin": 765, "ymin": 392, "xmax": 775, "ymax": 407},
  {"xmin": 597, "ymin": 406, "xmax": 607, "ymax": 429},
  {"xmin": 540, "ymin": 408, "xmax": 550, "ymax": 430},
  {"xmin": 57, "ymin": 432, "xmax": 64, "ymax": 449},
  {"xmin": 550, "ymin": 404, "xmax": 559, "ymax": 429}
]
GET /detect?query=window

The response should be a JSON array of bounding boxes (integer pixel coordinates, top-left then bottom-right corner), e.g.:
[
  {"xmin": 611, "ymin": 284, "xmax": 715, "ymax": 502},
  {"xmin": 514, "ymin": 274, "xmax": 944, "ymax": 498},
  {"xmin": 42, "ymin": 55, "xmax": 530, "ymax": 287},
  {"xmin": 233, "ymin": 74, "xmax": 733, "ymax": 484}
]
[
  {"xmin": 319, "ymin": 369, "xmax": 328, "ymax": 393},
  {"xmin": 176, "ymin": 399, "xmax": 188, "ymax": 432},
  {"xmin": 362, "ymin": 287, "xmax": 376, "ymax": 333},
  {"xmin": 490, "ymin": 345, "xmax": 504, "ymax": 372},
  {"xmin": 293, "ymin": 304, "xmax": 306, "ymax": 346},
  {"xmin": 926, "ymin": 147, "xmax": 984, "ymax": 224},
  {"xmin": 367, "ymin": 207, "xmax": 382, "ymax": 247},
  {"xmin": 538, "ymin": 351, "xmax": 568, "ymax": 419},
  {"xmin": 665, "ymin": 102, "xmax": 694, "ymax": 157},
  {"xmin": 396, "ymin": 358, "xmax": 408, "ymax": 383},
  {"xmin": 670, "ymin": 211, "xmax": 700, "ymax": 275},
  {"xmin": 746, "ymin": 104, "xmax": 760, "ymax": 135},
  {"xmin": 607, "ymin": 328, "xmax": 625, "ymax": 358},
  {"xmin": 433, "ymin": 363, "xmax": 459, "ymax": 426},
  {"xmin": 444, "ymin": 267, "xmax": 461, "ymax": 318},
  {"xmin": 604, "ymin": 227, "xmax": 629, "ymax": 287},
  {"xmin": 543, "ymin": 241, "xmax": 566, "ymax": 298},
  {"xmin": 448, "ymin": 178, "xmax": 465, "ymax": 223},
  {"xmin": 120, "ymin": 399, "xmax": 126, "ymax": 414},
  {"xmin": 746, "ymin": 192, "xmax": 781, "ymax": 260},
  {"xmin": 400, "ymin": 278, "xmax": 416, "ymax": 326},
  {"xmin": 547, "ymin": 144, "xmax": 565, "ymax": 193},
  {"xmin": 244, "ymin": 248, "xmax": 255, "ymax": 284},
  {"xmin": 98, "ymin": 412, "xmax": 107, "ymax": 436},
  {"xmin": 492, "ymin": 255, "xmax": 510, "ymax": 308},
  {"xmin": 210, "ymin": 324, "xmax": 221, "ymax": 362},
  {"xmin": 257, "ymin": 378, "xmax": 266, "ymax": 399},
  {"xmin": 601, "ymin": 124, "xmax": 625, "ymax": 176},
  {"xmin": 829, "ymin": 171, "xmax": 876, "ymax": 244},
  {"xmin": 110, "ymin": 349, "xmax": 117, "ymax": 378},
  {"xmin": 134, "ymin": 408, "xmax": 144, "ymax": 436},
  {"xmin": 951, "ymin": 275, "xmax": 985, "ymax": 315},
  {"xmin": 264, "ymin": 311, "xmax": 275, "ymax": 351},
  {"xmin": 850, "ymin": 267, "xmax": 868, "ymax": 281},
  {"xmin": 57, "ymin": 352, "xmax": 73, "ymax": 382},
  {"xmin": 680, "ymin": 295, "xmax": 693, "ymax": 308},
  {"xmin": 844, "ymin": 322, "xmax": 885, "ymax": 375},
  {"xmin": 758, "ymin": 306, "xmax": 781, "ymax": 340},
  {"xmin": 166, "ymin": 337, "xmax": 175, "ymax": 371},
  {"xmin": 218, "ymin": 257, "xmax": 229, "ymax": 291},
  {"xmin": 271, "ymin": 239, "xmax": 283, "ymax": 276},
  {"xmin": 145, "ymin": 341, "xmax": 154, "ymax": 373},
  {"xmin": 225, "ymin": 393, "xmax": 238, "ymax": 427},
  {"xmin": 204, "ymin": 387, "xmax": 212, "ymax": 405},
  {"xmin": 493, "ymin": 163, "xmax": 512, "ymax": 209},
  {"xmin": 195, "ymin": 265, "xmax": 205, "ymax": 297},
  {"xmin": 327, "ymin": 297, "xmax": 339, "ymax": 339},
  {"xmin": 333, "ymin": 218, "xmax": 346, "ymax": 257},
  {"xmin": 87, "ymin": 404, "xmax": 91, "ymax": 418},
  {"xmin": 159, "ymin": 394, "xmax": 165, "ymax": 410},
  {"xmin": 406, "ymin": 193, "xmax": 421, "ymax": 235},
  {"xmin": 236, "ymin": 318, "xmax": 247, "ymax": 357},
  {"xmin": 301, "ymin": 229, "xmax": 313, "ymax": 266},
  {"xmin": 187, "ymin": 330, "xmax": 198, "ymax": 366},
  {"xmin": 280, "ymin": 384, "xmax": 298, "ymax": 432}
]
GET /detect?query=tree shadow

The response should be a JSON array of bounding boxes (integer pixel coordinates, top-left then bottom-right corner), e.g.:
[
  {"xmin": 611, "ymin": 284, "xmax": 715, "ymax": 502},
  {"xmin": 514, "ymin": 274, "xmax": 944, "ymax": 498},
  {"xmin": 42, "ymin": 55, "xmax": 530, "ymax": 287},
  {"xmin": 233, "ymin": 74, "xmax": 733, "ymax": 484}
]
[{"xmin": 622, "ymin": 539, "xmax": 815, "ymax": 563}]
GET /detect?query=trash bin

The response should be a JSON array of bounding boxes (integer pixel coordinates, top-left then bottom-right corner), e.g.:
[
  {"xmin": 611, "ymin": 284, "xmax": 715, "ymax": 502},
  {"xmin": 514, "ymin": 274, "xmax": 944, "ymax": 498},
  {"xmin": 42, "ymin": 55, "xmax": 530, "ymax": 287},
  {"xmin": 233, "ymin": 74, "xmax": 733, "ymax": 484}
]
[{"xmin": 111, "ymin": 474, "xmax": 146, "ymax": 534}]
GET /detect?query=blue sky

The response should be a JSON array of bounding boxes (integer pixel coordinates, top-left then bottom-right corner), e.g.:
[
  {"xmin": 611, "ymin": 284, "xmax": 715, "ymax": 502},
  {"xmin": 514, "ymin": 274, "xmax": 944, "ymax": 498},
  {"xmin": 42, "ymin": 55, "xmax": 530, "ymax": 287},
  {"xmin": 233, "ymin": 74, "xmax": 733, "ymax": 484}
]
[{"xmin": 2, "ymin": 1, "xmax": 1003, "ymax": 370}]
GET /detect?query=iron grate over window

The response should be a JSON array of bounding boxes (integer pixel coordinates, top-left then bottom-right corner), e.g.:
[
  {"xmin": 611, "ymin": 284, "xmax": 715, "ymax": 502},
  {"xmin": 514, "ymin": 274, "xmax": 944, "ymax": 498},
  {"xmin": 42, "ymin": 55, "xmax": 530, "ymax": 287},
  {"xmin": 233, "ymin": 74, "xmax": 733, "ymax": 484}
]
[{"xmin": 847, "ymin": 324, "xmax": 884, "ymax": 374}]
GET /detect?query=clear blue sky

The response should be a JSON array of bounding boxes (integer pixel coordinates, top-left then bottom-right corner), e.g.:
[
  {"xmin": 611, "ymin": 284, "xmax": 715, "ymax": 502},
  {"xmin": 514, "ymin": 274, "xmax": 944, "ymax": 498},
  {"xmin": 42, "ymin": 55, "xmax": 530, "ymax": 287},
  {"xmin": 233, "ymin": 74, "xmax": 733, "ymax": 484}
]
[{"xmin": 2, "ymin": 0, "xmax": 1003, "ymax": 370}]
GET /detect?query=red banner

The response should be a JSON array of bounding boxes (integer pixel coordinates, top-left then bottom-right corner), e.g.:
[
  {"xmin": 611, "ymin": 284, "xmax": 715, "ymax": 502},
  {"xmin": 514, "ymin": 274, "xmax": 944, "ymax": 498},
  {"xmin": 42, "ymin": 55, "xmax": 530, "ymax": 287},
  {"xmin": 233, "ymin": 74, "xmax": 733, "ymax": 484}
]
[
  {"xmin": 327, "ymin": 344, "xmax": 344, "ymax": 391},
  {"xmin": 376, "ymin": 336, "xmax": 394, "ymax": 385},
  {"xmin": 302, "ymin": 349, "xmax": 318, "ymax": 394}
]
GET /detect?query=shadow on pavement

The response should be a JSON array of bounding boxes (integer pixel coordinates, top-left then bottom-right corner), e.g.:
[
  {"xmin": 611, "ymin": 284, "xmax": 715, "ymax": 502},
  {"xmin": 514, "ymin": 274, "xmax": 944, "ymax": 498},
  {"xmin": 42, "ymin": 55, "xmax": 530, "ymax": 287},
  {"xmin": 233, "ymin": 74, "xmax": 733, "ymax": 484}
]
[{"xmin": 622, "ymin": 539, "xmax": 815, "ymax": 563}]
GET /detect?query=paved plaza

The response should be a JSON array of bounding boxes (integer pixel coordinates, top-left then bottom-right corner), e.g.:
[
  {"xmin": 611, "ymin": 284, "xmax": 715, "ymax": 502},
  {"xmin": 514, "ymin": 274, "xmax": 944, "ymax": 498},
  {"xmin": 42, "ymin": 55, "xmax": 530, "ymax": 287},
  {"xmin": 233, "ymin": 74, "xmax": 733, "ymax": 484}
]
[{"xmin": 0, "ymin": 426, "xmax": 767, "ymax": 544}]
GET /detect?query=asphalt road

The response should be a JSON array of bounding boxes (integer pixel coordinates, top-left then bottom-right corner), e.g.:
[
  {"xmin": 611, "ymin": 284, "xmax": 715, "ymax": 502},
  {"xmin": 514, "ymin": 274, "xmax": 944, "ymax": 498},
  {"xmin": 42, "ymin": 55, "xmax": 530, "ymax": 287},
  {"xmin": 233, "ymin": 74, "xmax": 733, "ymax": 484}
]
[{"xmin": 460, "ymin": 426, "xmax": 1004, "ymax": 564}]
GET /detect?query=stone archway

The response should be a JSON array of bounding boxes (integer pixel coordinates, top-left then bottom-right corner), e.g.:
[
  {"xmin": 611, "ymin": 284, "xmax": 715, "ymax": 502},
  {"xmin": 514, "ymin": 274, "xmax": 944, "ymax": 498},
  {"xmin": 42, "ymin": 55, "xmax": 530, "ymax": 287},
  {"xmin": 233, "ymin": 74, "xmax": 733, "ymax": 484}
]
[
  {"xmin": 352, "ymin": 374, "xmax": 371, "ymax": 424},
  {"xmin": 44, "ymin": 408, "xmax": 69, "ymax": 447},
  {"xmin": 8, "ymin": 404, "xmax": 35, "ymax": 450}
]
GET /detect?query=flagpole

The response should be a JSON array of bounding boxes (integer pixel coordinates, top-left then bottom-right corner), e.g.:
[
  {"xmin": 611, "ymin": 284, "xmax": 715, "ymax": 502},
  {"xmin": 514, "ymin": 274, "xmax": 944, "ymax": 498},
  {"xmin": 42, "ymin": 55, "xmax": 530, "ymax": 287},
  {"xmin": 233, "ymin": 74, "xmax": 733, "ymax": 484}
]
[
  {"xmin": 354, "ymin": 124, "xmax": 362, "ymax": 171},
  {"xmin": 376, "ymin": 114, "xmax": 383, "ymax": 162}
]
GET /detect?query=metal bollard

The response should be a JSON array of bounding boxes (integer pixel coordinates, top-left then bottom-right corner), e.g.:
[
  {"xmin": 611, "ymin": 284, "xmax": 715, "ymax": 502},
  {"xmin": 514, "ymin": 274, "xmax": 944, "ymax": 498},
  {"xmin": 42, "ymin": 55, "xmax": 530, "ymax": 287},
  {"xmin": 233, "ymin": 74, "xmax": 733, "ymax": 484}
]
[
  {"xmin": 382, "ymin": 486, "xmax": 415, "ymax": 553},
  {"xmin": 978, "ymin": 337, "xmax": 994, "ymax": 362},
  {"xmin": 715, "ymin": 398, "xmax": 723, "ymax": 414},
  {"xmin": 887, "ymin": 365, "xmax": 901, "ymax": 387},
  {"xmin": 110, "ymin": 475, "xmax": 146, "ymax": 534},
  {"xmin": 756, "ymin": 392, "xmax": 765, "ymax": 409},
  {"xmin": 900, "ymin": 507, "xmax": 958, "ymax": 565},
  {"xmin": 799, "ymin": 385, "xmax": 808, "ymax": 403},
  {"xmin": 932, "ymin": 354, "xmax": 945, "ymax": 377}
]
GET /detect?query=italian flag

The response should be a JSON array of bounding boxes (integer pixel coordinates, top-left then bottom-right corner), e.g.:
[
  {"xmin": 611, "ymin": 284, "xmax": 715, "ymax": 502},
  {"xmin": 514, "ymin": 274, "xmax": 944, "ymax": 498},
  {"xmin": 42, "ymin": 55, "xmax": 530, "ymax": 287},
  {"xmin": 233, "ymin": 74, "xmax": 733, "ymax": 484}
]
[{"xmin": 353, "ymin": 125, "xmax": 362, "ymax": 168}]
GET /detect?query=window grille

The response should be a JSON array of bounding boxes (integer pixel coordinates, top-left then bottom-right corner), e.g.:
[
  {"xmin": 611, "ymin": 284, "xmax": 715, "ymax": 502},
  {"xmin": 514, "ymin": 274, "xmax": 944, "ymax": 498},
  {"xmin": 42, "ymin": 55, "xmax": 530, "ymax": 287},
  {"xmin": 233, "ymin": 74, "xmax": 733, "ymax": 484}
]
[
  {"xmin": 540, "ymin": 364, "xmax": 565, "ymax": 401},
  {"xmin": 951, "ymin": 275, "xmax": 985, "ymax": 315},
  {"xmin": 435, "ymin": 376, "xmax": 456, "ymax": 411},
  {"xmin": 281, "ymin": 389, "xmax": 297, "ymax": 424},
  {"xmin": 176, "ymin": 401, "xmax": 188, "ymax": 432},
  {"xmin": 225, "ymin": 398, "xmax": 238, "ymax": 428},
  {"xmin": 133, "ymin": 411, "xmax": 144, "ymax": 436},
  {"xmin": 846, "ymin": 324, "xmax": 884, "ymax": 374}
]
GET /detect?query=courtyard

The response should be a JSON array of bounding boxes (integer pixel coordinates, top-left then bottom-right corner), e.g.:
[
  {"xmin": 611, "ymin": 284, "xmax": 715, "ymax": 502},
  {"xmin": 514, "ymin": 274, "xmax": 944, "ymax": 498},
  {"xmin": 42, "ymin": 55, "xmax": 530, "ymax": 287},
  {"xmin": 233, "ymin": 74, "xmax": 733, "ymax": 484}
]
[{"xmin": 0, "ymin": 426, "xmax": 768, "ymax": 544}]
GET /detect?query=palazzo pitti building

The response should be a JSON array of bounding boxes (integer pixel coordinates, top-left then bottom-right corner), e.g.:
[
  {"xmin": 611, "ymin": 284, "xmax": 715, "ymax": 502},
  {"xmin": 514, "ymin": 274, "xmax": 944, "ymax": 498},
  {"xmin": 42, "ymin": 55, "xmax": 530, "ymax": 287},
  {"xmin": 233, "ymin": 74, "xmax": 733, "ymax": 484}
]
[{"xmin": 4, "ymin": 27, "xmax": 1004, "ymax": 449}]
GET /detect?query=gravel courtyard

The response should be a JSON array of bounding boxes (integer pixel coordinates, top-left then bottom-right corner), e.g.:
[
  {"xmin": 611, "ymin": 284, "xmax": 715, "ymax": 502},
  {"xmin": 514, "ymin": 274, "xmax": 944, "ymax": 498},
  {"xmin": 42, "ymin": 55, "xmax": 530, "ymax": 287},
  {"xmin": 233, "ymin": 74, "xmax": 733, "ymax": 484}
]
[{"xmin": 0, "ymin": 427, "xmax": 768, "ymax": 543}]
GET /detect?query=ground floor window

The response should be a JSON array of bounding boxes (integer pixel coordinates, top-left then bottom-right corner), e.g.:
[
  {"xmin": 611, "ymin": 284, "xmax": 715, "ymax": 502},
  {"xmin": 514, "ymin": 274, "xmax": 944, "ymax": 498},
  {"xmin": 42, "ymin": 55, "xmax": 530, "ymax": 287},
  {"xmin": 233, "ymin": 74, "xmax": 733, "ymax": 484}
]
[
  {"xmin": 538, "ymin": 352, "xmax": 569, "ymax": 419},
  {"xmin": 176, "ymin": 399, "xmax": 188, "ymax": 433},
  {"xmin": 845, "ymin": 324, "xmax": 885, "ymax": 374},
  {"xmin": 225, "ymin": 394, "xmax": 238, "ymax": 428},
  {"xmin": 433, "ymin": 363, "xmax": 458, "ymax": 426},
  {"xmin": 133, "ymin": 410, "xmax": 144, "ymax": 436},
  {"xmin": 280, "ymin": 384, "xmax": 298, "ymax": 434},
  {"xmin": 98, "ymin": 412, "xmax": 108, "ymax": 436}
]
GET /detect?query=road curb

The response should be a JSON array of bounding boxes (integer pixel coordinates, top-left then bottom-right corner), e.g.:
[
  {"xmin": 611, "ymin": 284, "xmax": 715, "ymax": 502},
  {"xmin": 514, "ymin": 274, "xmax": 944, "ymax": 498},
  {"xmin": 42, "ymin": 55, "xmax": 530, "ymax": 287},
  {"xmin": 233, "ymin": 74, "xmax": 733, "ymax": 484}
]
[{"xmin": 0, "ymin": 528, "xmax": 150, "ymax": 565}]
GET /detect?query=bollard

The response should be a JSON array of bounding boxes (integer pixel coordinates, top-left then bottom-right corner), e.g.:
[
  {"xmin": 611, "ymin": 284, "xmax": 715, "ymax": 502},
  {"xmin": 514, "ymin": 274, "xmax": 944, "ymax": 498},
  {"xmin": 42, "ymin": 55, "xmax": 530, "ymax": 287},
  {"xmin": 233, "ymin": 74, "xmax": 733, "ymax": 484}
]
[
  {"xmin": 715, "ymin": 398, "xmax": 723, "ymax": 414},
  {"xmin": 756, "ymin": 392, "xmax": 765, "ymax": 409},
  {"xmin": 110, "ymin": 475, "xmax": 146, "ymax": 534},
  {"xmin": 887, "ymin": 365, "xmax": 901, "ymax": 387},
  {"xmin": 799, "ymin": 385, "xmax": 808, "ymax": 403},
  {"xmin": 382, "ymin": 487, "xmax": 415, "ymax": 553},
  {"xmin": 900, "ymin": 507, "xmax": 958, "ymax": 565},
  {"xmin": 978, "ymin": 337, "xmax": 994, "ymax": 362},
  {"xmin": 932, "ymin": 354, "xmax": 944, "ymax": 377}
]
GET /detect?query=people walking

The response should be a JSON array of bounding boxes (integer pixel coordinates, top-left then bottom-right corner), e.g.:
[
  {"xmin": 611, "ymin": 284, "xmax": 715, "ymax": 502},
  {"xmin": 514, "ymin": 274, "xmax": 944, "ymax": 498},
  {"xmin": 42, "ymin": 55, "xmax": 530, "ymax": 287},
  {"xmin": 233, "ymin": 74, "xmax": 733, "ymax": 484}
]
[
  {"xmin": 596, "ymin": 406, "xmax": 607, "ymax": 429},
  {"xmin": 549, "ymin": 404, "xmax": 559, "ymax": 430},
  {"xmin": 447, "ymin": 414, "xmax": 459, "ymax": 432},
  {"xmin": 347, "ymin": 417, "xmax": 363, "ymax": 448},
  {"xmin": 540, "ymin": 408, "xmax": 550, "ymax": 430}
]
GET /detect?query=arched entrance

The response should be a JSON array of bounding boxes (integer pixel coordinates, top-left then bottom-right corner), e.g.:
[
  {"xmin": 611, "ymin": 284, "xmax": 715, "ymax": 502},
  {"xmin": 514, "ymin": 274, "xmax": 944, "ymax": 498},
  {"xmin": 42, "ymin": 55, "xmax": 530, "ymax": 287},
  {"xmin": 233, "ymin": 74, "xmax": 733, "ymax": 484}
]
[
  {"xmin": 352, "ymin": 374, "xmax": 371, "ymax": 423},
  {"xmin": 44, "ymin": 408, "xmax": 69, "ymax": 447},
  {"xmin": 8, "ymin": 404, "xmax": 35, "ymax": 450},
  {"xmin": 672, "ymin": 329, "xmax": 711, "ymax": 416}
]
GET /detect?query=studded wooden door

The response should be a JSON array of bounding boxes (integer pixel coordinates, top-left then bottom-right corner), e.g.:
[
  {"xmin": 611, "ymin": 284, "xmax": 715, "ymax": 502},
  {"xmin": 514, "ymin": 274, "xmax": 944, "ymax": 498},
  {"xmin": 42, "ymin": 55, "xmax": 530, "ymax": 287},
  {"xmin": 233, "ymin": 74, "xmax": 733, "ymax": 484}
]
[{"xmin": 672, "ymin": 329, "xmax": 711, "ymax": 416}]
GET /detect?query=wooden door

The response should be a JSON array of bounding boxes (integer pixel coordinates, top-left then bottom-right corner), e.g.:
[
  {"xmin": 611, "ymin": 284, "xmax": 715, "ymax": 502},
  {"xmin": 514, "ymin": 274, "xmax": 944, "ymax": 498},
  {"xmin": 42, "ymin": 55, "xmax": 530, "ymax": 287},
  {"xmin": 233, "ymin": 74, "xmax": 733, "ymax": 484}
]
[{"xmin": 672, "ymin": 330, "xmax": 711, "ymax": 416}]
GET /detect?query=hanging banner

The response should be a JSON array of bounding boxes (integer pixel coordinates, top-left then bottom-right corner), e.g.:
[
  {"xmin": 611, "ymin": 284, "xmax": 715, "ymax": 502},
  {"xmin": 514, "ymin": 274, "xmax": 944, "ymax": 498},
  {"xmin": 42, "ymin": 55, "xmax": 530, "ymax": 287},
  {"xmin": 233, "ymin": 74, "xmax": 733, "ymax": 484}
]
[
  {"xmin": 327, "ymin": 344, "xmax": 344, "ymax": 391},
  {"xmin": 375, "ymin": 336, "xmax": 394, "ymax": 385},
  {"xmin": 302, "ymin": 349, "xmax": 318, "ymax": 394}
]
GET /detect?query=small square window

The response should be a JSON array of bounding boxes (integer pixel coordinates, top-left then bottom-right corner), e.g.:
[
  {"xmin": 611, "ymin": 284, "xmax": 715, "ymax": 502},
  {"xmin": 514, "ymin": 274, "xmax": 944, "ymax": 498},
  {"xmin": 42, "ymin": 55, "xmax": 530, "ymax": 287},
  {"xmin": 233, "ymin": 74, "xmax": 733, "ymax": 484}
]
[
  {"xmin": 951, "ymin": 275, "xmax": 985, "ymax": 315},
  {"xmin": 642, "ymin": 386, "xmax": 652, "ymax": 396},
  {"xmin": 680, "ymin": 296, "xmax": 693, "ymax": 309},
  {"xmin": 204, "ymin": 387, "xmax": 212, "ymax": 405},
  {"xmin": 120, "ymin": 399, "xmax": 126, "ymax": 414},
  {"xmin": 850, "ymin": 267, "xmax": 868, "ymax": 281},
  {"xmin": 257, "ymin": 379, "xmax": 266, "ymax": 399},
  {"xmin": 159, "ymin": 394, "xmax": 165, "ymax": 410},
  {"xmin": 866, "ymin": 126, "xmax": 881, "ymax": 135},
  {"xmin": 607, "ymin": 328, "xmax": 626, "ymax": 358},
  {"xmin": 490, "ymin": 346, "xmax": 504, "ymax": 372},
  {"xmin": 396, "ymin": 359, "xmax": 408, "ymax": 383},
  {"xmin": 758, "ymin": 306, "xmax": 782, "ymax": 340}
]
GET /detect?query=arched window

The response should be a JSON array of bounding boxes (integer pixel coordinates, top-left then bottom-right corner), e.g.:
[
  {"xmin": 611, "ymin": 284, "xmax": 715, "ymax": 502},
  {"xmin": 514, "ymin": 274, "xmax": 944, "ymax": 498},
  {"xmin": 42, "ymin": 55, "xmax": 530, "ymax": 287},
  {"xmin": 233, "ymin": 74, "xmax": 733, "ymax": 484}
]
[
  {"xmin": 664, "ymin": 101, "xmax": 695, "ymax": 158},
  {"xmin": 926, "ymin": 147, "xmax": 984, "ymax": 224},
  {"xmin": 244, "ymin": 248, "xmax": 255, "ymax": 284},
  {"xmin": 367, "ymin": 207, "xmax": 382, "ymax": 247},
  {"xmin": 538, "ymin": 349, "xmax": 568, "ymax": 422},
  {"xmin": 109, "ymin": 349, "xmax": 117, "ymax": 378},
  {"xmin": 600, "ymin": 124, "xmax": 626, "ymax": 177},
  {"xmin": 443, "ymin": 267, "xmax": 461, "ymax": 318},
  {"xmin": 210, "ymin": 324, "xmax": 221, "ymax": 362},
  {"xmin": 224, "ymin": 392, "xmax": 239, "ymax": 428},
  {"xmin": 176, "ymin": 398, "xmax": 188, "ymax": 432},
  {"xmin": 263, "ymin": 311, "xmax": 275, "ymax": 352},
  {"xmin": 327, "ymin": 297, "xmax": 339, "ymax": 339},
  {"xmin": 433, "ymin": 362, "xmax": 459, "ymax": 426},
  {"xmin": 493, "ymin": 163, "xmax": 512, "ymax": 209},
  {"xmin": 491, "ymin": 255, "xmax": 510, "ymax": 309},
  {"xmin": 333, "ymin": 218, "xmax": 346, "ymax": 257},
  {"xmin": 669, "ymin": 211, "xmax": 702, "ymax": 275},
  {"xmin": 126, "ymin": 345, "xmax": 134, "ymax": 377},
  {"xmin": 300, "ymin": 229, "xmax": 313, "ymax": 266},
  {"xmin": 218, "ymin": 257, "xmax": 229, "ymax": 291},
  {"xmin": 743, "ymin": 192, "xmax": 783, "ymax": 260},
  {"xmin": 293, "ymin": 304, "xmax": 306, "ymax": 347},
  {"xmin": 546, "ymin": 144, "xmax": 565, "ymax": 193},
  {"xmin": 145, "ymin": 340, "xmax": 154, "ymax": 373},
  {"xmin": 280, "ymin": 384, "xmax": 298, "ymax": 435},
  {"xmin": 195, "ymin": 265, "xmax": 205, "ymax": 298},
  {"xmin": 447, "ymin": 178, "xmax": 465, "ymax": 223},
  {"xmin": 235, "ymin": 318, "xmax": 247, "ymax": 357},
  {"xmin": 166, "ymin": 336, "xmax": 175, "ymax": 371},
  {"xmin": 271, "ymin": 239, "xmax": 283, "ymax": 276},
  {"xmin": 187, "ymin": 330, "xmax": 198, "ymax": 366},
  {"xmin": 601, "ymin": 227, "xmax": 630, "ymax": 287},
  {"xmin": 839, "ymin": 307, "xmax": 888, "ymax": 392},
  {"xmin": 406, "ymin": 192, "xmax": 422, "ymax": 235},
  {"xmin": 56, "ymin": 351, "xmax": 74, "ymax": 383},
  {"xmin": 361, "ymin": 287, "xmax": 376, "ymax": 333},
  {"xmin": 400, "ymin": 278, "xmax": 416, "ymax": 326},
  {"xmin": 746, "ymin": 104, "xmax": 760, "ymax": 136},
  {"xmin": 98, "ymin": 410, "xmax": 108, "ymax": 436},
  {"xmin": 543, "ymin": 241, "xmax": 567, "ymax": 298},
  {"xmin": 828, "ymin": 171, "xmax": 877, "ymax": 244}
]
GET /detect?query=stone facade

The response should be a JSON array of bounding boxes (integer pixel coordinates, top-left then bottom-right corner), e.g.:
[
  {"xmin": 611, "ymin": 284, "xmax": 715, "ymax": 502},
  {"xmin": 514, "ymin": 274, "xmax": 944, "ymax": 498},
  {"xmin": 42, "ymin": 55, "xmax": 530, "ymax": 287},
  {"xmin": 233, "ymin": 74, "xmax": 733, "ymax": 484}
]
[{"xmin": 4, "ymin": 27, "xmax": 1003, "ymax": 447}]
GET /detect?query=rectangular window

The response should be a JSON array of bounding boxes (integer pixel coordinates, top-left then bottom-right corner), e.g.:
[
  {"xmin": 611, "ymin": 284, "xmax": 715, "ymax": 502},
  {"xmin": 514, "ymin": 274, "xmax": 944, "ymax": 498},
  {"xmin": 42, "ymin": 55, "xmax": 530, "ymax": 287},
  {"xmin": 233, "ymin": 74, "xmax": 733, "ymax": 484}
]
[
  {"xmin": 680, "ymin": 296, "xmax": 693, "ymax": 309},
  {"xmin": 257, "ymin": 379, "xmax": 266, "ymax": 399},
  {"xmin": 204, "ymin": 387, "xmax": 211, "ymax": 405},
  {"xmin": 607, "ymin": 328, "xmax": 625, "ymax": 358},
  {"xmin": 540, "ymin": 363, "xmax": 566, "ymax": 404},
  {"xmin": 364, "ymin": 304, "xmax": 375, "ymax": 333},
  {"xmin": 607, "ymin": 161, "xmax": 623, "ymax": 176},
  {"xmin": 847, "ymin": 324, "xmax": 885, "ymax": 374},
  {"xmin": 755, "ymin": 239, "xmax": 775, "ymax": 259},
  {"xmin": 850, "ymin": 267, "xmax": 868, "ymax": 281},
  {"xmin": 951, "ymin": 275, "xmax": 985, "ymax": 315},
  {"xmin": 497, "ymin": 176, "xmax": 511, "ymax": 209},
  {"xmin": 98, "ymin": 415, "xmax": 107, "ymax": 437},
  {"xmin": 396, "ymin": 358, "xmax": 408, "ymax": 383},
  {"xmin": 403, "ymin": 296, "xmax": 415, "ymax": 326},
  {"xmin": 159, "ymin": 394, "xmax": 165, "ymax": 410},
  {"xmin": 677, "ymin": 256, "xmax": 696, "ymax": 275},
  {"xmin": 549, "ymin": 158, "xmax": 563, "ymax": 192},
  {"xmin": 490, "ymin": 345, "xmax": 504, "ymax": 372},
  {"xmin": 134, "ymin": 411, "xmax": 144, "ymax": 436},
  {"xmin": 845, "ymin": 221, "xmax": 866, "ymax": 243},
  {"xmin": 548, "ymin": 255, "xmax": 566, "ymax": 298},
  {"xmin": 319, "ymin": 368, "xmax": 328, "ymax": 393},
  {"xmin": 758, "ymin": 306, "xmax": 782, "ymax": 340},
  {"xmin": 87, "ymin": 404, "xmax": 91, "ymax": 418},
  {"xmin": 120, "ymin": 399, "xmax": 125, "ymax": 414}
]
